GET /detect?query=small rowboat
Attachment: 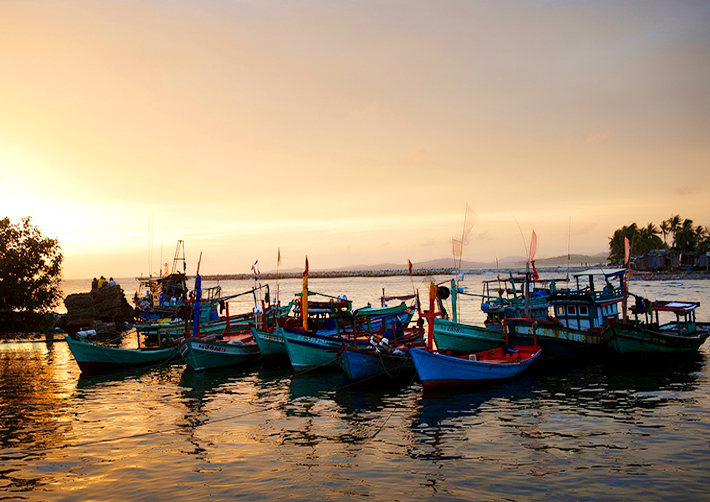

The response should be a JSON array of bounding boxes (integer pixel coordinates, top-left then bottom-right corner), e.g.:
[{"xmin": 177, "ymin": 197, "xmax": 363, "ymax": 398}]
[
  {"xmin": 410, "ymin": 344, "xmax": 541, "ymax": 391},
  {"xmin": 412, "ymin": 282, "xmax": 541, "ymax": 390}
]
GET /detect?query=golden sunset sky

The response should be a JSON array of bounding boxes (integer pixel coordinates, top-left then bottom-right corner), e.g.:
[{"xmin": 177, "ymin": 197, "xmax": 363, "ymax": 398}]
[{"xmin": 1, "ymin": 1, "xmax": 708, "ymax": 279}]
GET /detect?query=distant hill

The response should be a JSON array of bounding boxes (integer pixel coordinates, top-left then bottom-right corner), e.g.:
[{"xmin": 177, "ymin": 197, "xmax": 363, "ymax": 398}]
[{"xmin": 259, "ymin": 253, "xmax": 608, "ymax": 274}]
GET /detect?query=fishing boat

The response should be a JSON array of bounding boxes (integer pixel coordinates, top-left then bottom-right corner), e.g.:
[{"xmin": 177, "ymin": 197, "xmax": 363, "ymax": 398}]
[
  {"xmin": 133, "ymin": 240, "xmax": 190, "ymax": 322},
  {"xmin": 282, "ymin": 298, "xmax": 419, "ymax": 370},
  {"xmin": 604, "ymin": 299, "xmax": 710, "ymax": 354},
  {"xmin": 279, "ymin": 257, "xmax": 420, "ymax": 370},
  {"xmin": 410, "ymin": 344, "xmax": 541, "ymax": 390},
  {"xmin": 336, "ymin": 332, "xmax": 424, "ymax": 382},
  {"xmin": 178, "ymin": 331, "xmax": 260, "ymax": 371},
  {"xmin": 504, "ymin": 268, "xmax": 626, "ymax": 358},
  {"xmin": 410, "ymin": 281, "xmax": 541, "ymax": 390},
  {"xmin": 253, "ymin": 288, "xmax": 416, "ymax": 360},
  {"xmin": 66, "ymin": 336, "xmax": 180, "ymax": 374},
  {"xmin": 178, "ymin": 270, "xmax": 273, "ymax": 371},
  {"xmin": 251, "ymin": 292, "xmax": 351, "ymax": 357},
  {"xmin": 433, "ymin": 276, "xmax": 551, "ymax": 353}
]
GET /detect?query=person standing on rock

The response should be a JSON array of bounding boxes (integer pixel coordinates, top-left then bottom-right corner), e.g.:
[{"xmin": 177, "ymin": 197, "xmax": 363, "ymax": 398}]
[
  {"xmin": 98, "ymin": 276, "xmax": 106, "ymax": 288},
  {"xmin": 91, "ymin": 277, "xmax": 98, "ymax": 290}
]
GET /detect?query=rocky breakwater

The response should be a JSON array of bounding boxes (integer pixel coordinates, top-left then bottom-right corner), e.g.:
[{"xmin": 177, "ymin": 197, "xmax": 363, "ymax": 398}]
[{"xmin": 62, "ymin": 285, "xmax": 136, "ymax": 336}]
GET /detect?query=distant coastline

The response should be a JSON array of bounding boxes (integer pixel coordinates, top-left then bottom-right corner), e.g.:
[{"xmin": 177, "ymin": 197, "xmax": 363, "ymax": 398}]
[{"xmin": 201, "ymin": 267, "xmax": 710, "ymax": 282}]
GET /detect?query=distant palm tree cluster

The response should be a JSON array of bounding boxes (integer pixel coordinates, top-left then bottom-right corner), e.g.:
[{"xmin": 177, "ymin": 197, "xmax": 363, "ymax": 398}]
[{"xmin": 609, "ymin": 215, "xmax": 710, "ymax": 266}]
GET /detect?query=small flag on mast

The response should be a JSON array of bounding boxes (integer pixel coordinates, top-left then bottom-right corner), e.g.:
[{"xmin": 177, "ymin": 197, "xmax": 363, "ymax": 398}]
[
  {"xmin": 408, "ymin": 259, "xmax": 413, "ymax": 275},
  {"xmin": 624, "ymin": 237, "xmax": 630, "ymax": 266}
]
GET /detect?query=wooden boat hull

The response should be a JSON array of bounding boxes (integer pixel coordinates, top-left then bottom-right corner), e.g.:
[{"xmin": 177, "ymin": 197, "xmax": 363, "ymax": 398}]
[
  {"xmin": 178, "ymin": 337, "xmax": 260, "ymax": 371},
  {"xmin": 505, "ymin": 318, "xmax": 607, "ymax": 359},
  {"xmin": 280, "ymin": 327, "xmax": 370, "ymax": 370},
  {"xmin": 337, "ymin": 346, "xmax": 415, "ymax": 382},
  {"xmin": 604, "ymin": 322, "xmax": 710, "ymax": 354},
  {"xmin": 66, "ymin": 337, "xmax": 179, "ymax": 374},
  {"xmin": 432, "ymin": 318, "xmax": 505, "ymax": 353},
  {"xmin": 410, "ymin": 346, "xmax": 541, "ymax": 390},
  {"xmin": 251, "ymin": 327, "xmax": 287, "ymax": 356}
]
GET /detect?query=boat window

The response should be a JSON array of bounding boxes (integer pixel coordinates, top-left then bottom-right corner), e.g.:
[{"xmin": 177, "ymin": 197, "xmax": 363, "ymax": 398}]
[
  {"xmin": 556, "ymin": 306, "xmax": 564, "ymax": 316},
  {"xmin": 579, "ymin": 305, "xmax": 588, "ymax": 316},
  {"xmin": 568, "ymin": 305, "xmax": 576, "ymax": 315}
]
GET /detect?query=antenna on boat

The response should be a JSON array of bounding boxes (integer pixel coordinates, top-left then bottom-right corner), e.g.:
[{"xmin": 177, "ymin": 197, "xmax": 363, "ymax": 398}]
[
  {"xmin": 171, "ymin": 240, "xmax": 187, "ymax": 275},
  {"xmin": 452, "ymin": 203, "xmax": 477, "ymax": 274},
  {"xmin": 452, "ymin": 204, "xmax": 477, "ymax": 320},
  {"xmin": 276, "ymin": 248, "xmax": 281, "ymax": 307},
  {"xmin": 567, "ymin": 216, "xmax": 572, "ymax": 282}
]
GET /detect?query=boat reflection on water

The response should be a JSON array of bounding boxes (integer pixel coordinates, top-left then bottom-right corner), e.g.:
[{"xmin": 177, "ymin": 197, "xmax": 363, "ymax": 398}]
[{"xmin": 0, "ymin": 341, "xmax": 78, "ymax": 453}]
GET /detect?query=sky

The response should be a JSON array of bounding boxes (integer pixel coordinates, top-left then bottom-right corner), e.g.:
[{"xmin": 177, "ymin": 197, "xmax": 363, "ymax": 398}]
[{"xmin": 1, "ymin": 0, "xmax": 709, "ymax": 280}]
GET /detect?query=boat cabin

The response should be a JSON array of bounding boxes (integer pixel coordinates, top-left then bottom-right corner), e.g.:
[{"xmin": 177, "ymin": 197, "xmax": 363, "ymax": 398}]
[{"xmin": 549, "ymin": 268, "xmax": 625, "ymax": 331}]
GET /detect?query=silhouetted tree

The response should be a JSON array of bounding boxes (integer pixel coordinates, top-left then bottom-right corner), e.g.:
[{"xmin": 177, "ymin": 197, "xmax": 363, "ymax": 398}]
[{"xmin": 0, "ymin": 216, "xmax": 63, "ymax": 333}]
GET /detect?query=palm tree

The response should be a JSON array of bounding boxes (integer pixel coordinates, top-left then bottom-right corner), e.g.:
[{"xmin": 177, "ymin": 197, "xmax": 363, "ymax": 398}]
[
  {"xmin": 660, "ymin": 219, "xmax": 671, "ymax": 245},
  {"xmin": 668, "ymin": 214, "xmax": 682, "ymax": 248},
  {"xmin": 675, "ymin": 218, "xmax": 697, "ymax": 253}
]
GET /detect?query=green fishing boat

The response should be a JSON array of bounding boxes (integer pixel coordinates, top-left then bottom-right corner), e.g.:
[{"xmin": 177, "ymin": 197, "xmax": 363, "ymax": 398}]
[
  {"xmin": 433, "ymin": 276, "xmax": 550, "ymax": 353},
  {"xmin": 604, "ymin": 300, "xmax": 710, "ymax": 354}
]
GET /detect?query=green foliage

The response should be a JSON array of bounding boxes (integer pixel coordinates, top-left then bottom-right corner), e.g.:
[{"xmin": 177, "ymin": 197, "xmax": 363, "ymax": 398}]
[
  {"xmin": 608, "ymin": 215, "xmax": 710, "ymax": 263},
  {"xmin": 608, "ymin": 222, "xmax": 663, "ymax": 264},
  {"xmin": 0, "ymin": 217, "xmax": 63, "ymax": 331}
]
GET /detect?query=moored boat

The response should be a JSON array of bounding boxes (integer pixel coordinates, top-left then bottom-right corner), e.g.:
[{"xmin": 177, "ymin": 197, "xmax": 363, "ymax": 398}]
[
  {"xmin": 410, "ymin": 344, "xmax": 541, "ymax": 390},
  {"xmin": 66, "ymin": 336, "xmax": 180, "ymax": 374},
  {"xmin": 178, "ymin": 331, "xmax": 260, "ymax": 371},
  {"xmin": 604, "ymin": 299, "xmax": 710, "ymax": 354},
  {"xmin": 178, "ymin": 273, "xmax": 273, "ymax": 371},
  {"xmin": 336, "ymin": 334, "xmax": 424, "ymax": 382},
  {"xmin": 505, "ymin": 268, "xmax": 626, "ymax": 358},
  {"xmin": 433, "ymin": 276, "xmax": 550, "ymax": 353},
  {"xmin": 411, "ymin": 281, "xmax": 541, "ymax": 390}
]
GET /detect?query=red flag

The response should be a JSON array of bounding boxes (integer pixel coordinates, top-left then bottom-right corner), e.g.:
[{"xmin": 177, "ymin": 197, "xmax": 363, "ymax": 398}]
[
  {"xmin": 528, "ymin": 230, "xmax": 537, "ymax": 263},
  {"xmin": 531, "ymin": 260, "xmax": 539, "ymax": 281},
  {"xmin": 408, "ymin": 259, "xmax": 413, "ymax": 275},
  {"xmin": 624, "ymin": 237, "xmax": 630, "ymax": 265}
]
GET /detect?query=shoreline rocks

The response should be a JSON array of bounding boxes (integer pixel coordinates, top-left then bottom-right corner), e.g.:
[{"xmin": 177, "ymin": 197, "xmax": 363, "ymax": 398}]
[{"xmin": 61, "ymin": 285, "xmax": 135, "ymax": 335}]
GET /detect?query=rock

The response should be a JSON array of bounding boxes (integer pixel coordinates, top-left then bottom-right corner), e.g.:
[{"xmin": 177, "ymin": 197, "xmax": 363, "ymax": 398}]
[{"xmin": 63, "ymin": 285, "xmax": 135, "ymax": 333}]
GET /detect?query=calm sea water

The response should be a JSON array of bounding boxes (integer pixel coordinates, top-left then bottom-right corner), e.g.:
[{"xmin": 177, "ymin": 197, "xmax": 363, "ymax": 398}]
[{"xmin": 2, "ymin": 273, "xmax": 710, "ymax": 501}]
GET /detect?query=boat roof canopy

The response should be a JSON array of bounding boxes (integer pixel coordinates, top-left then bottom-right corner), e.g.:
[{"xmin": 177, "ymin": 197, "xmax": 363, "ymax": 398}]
[
  {"xmin": 572, "ymin": 268, "xmax": 626, "ymax": 278},
  {"xmin": 652, "ymin": 301, "xmax": 700, "ymax": 313}
]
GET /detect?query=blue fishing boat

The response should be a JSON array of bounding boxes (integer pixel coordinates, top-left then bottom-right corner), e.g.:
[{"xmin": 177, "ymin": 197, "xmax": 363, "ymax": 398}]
[
  {"xmin": 410, "ymin": 344, "xmax": 541, "ymax": 390},
  {"xmin": 410, "ymin": 281, "xmax": 541, "ymax": 390},
  {"xmin": 336, "ymin": 332, "xmax": 424, "ymax": 382}
]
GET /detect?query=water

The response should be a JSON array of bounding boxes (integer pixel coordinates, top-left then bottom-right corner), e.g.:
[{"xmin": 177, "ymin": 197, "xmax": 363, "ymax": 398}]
[{"xmin": 2, "ymin": 274, "xmax": 710, "ymax": 501}]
